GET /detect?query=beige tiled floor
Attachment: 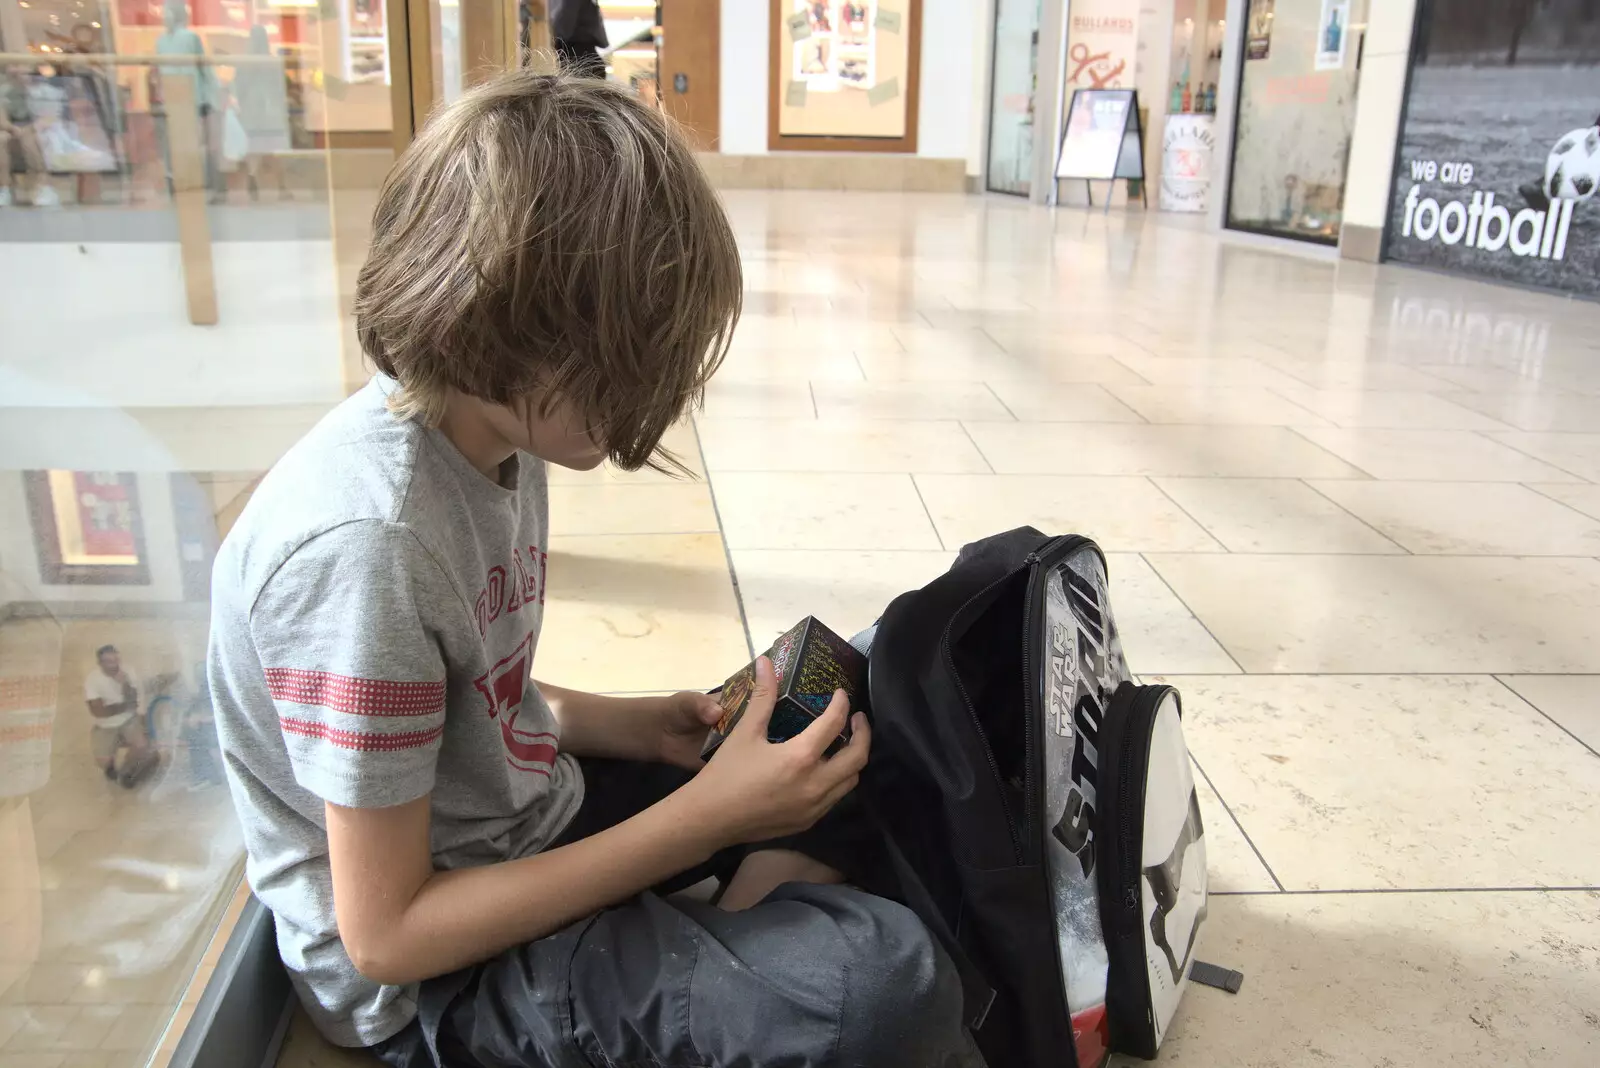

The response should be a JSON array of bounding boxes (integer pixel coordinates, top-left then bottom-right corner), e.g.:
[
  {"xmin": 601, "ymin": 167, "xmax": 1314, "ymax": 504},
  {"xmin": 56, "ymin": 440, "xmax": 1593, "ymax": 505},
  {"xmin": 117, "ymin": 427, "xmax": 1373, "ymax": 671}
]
[
  {"xmin": 692, "ymin": 190, "xmax": 1599, "ymax": 1067},
  {"xmin": 11, "ymin": 189, "xmax": 1600, "ymax": 1067}
]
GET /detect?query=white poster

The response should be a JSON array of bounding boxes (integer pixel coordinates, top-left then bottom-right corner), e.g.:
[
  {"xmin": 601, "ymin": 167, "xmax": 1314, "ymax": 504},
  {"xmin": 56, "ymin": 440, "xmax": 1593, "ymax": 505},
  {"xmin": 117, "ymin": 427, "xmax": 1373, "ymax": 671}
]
[
  {"xmin": 1314, "ymin": 0, "xmax": 1350, "ymax": 71},
  {"xmin": 792, "ymin": 1, "xmax": 877, "ymax": 92},
  {"xmin": 1057, "ymin": 89, "xmax": 1134, "ymax": 180}
]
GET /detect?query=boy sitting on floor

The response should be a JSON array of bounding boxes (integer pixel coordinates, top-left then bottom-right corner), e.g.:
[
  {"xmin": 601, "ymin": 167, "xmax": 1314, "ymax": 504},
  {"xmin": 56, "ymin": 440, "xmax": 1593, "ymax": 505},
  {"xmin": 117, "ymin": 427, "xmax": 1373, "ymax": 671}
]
[{"xmin": 208, "ymin": 71, "xmax": 982, "ymax": 1067}]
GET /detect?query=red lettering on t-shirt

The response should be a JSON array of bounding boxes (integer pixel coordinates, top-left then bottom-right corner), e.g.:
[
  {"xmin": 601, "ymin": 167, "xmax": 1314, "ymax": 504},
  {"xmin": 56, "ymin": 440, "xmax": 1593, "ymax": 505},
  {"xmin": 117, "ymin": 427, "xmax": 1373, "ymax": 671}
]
[
  {"xmin": 473, "ymin": 547, "xmax": 547, "ymax": 640},
  {"xmin": 485, "ymin": 566, "xmax": 507, "ymax": 624},
  {"xmin": 472, "ymin": 631, "xmax": 555, "ymax": 775}
]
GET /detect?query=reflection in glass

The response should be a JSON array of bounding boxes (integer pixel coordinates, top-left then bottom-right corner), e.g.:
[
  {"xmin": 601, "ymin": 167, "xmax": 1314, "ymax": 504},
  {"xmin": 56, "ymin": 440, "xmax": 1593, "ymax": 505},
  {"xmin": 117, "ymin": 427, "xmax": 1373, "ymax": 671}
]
[
  {"xmin": 986, "ymin": 0, "xmax": 1042, "ymax": 196},
  {"xmin": 0, "ymin": 0, "xmax": 398, "ymax": 1060},
  {"xmin": 1225, "ymin": 0, "xmax": 1369, "ymax": 243}
]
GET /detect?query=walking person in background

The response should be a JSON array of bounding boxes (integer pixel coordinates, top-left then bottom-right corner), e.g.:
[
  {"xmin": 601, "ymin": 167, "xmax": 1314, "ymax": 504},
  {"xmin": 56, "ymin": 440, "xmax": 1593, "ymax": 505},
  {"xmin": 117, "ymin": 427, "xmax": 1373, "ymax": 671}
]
[
  {"xmin": 153, "ymin": 0, "xmax": 222, "ymax": 202},
  {"xmin": 84, "ymin": 645, "xmax": 155, "ymax": 787},
  {"xmin": 548, "ymin": 0, "xmax": 608, "ymax": 79},
  {"xmin": 231, "ymin": 26, "xmax": 292, "ymax": 201}
]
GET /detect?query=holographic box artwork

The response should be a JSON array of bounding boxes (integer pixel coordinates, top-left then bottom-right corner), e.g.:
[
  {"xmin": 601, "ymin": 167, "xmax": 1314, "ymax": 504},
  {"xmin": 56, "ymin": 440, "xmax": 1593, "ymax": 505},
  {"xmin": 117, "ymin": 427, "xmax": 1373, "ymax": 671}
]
[{"xmin": 700, "ymin": 616, "xmax": 867, "ymax": 760}]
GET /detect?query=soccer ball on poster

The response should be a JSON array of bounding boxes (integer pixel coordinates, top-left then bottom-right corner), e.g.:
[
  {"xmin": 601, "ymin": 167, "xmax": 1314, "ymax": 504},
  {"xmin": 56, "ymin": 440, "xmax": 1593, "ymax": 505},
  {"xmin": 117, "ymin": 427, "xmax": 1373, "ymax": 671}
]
[{"xmin": 1544, "ymin": 122, "xmax": 1600, "ymax": 203}]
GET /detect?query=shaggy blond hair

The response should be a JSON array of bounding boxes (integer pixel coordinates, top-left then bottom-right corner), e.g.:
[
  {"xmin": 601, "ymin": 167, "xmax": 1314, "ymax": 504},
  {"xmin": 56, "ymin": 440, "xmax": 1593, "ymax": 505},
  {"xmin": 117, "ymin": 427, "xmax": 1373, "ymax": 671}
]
[{"xmin": 354, "ymin": 69, "xmax": 742, "ymax": 470}]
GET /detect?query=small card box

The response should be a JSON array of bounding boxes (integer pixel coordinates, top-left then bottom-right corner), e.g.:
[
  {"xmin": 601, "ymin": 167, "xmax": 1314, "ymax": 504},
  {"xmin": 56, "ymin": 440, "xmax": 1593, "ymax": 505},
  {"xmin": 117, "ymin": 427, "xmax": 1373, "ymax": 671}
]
[{"xmin": 701, "ymin": 616, "xmax": 867, "ymax": 760}]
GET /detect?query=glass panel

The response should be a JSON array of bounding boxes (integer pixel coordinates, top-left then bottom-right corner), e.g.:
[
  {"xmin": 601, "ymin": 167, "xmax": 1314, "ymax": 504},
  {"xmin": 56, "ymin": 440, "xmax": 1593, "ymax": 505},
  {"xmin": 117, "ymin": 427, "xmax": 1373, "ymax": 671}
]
[
  {"xmin": 985, "ymin": 0, "xmax": 1041, "ymax": 196},
  {"xmin": 601, "ymin": 0, "xmax": 659, "ymax": 102},
  {"xmin": 1225, "ymin": 0, "xmax": 1369, "ymax": 243},
  {"xmin": 0, "ymin": 0, "xmax": 397, "ymax": 1061}
]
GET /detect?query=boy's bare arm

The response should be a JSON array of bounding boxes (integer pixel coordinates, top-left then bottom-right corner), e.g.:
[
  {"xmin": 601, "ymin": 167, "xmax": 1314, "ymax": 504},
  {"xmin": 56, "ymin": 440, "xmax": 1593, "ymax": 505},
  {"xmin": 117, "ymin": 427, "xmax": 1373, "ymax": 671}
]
[
  {"xmin": 327, "ymin": 659, "xmax": 870, "ymax": 986},
  {"xmin": 326, "ymin": 784, "xmax": 722, "ymax": 985},
  {"xmin": 538, "ymin": 682, "xmax": 722, "ymax": 769}
]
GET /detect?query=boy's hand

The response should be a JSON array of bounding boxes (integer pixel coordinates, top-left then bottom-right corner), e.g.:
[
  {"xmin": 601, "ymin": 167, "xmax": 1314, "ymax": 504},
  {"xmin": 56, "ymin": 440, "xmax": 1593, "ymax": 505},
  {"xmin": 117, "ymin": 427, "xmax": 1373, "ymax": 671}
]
[
  {"xmin": 677, "ymin": 657, "xmax": 870, "ymax": 846},
  {"xmin": 656, "ymin": 691, "xmax": 724, "ymax": 770}
]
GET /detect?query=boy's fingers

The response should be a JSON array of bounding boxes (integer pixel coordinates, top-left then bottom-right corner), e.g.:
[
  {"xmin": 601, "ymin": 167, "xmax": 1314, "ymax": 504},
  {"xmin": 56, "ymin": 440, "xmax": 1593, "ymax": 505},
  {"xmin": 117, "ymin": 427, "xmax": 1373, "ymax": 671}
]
[
  {"xmin": 691, "ymin": 692, "xmax": 724, "ymax": 726},
  {"xmin": 731, "ymin": 658, "xmax": 777, "ymax": 740},
  {"xmin": 821, "ymin": 713, "xmax": 871, "ymax": 785},
  {"xmin": 794, "ymin": 689, "xmax": 850, "ymax": 759}
]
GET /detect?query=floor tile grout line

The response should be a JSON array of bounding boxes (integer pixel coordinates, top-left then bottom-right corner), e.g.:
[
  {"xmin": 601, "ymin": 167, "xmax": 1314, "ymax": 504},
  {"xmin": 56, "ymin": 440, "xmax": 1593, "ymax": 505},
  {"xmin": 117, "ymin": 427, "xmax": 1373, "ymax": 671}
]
[
  {"xmin": 1143, "ymin": 477, "xmax": 1232, "ymax": 554},
  {"xmin": 1489, "ymin": 674, "xmax": 1600, "ymax": 760},
  {"xmin": 956, "ymin": 421, "xmax": 996, "ymax": 472},
  {"xmin": 1279, "ymin": 423, "xmax": 1383, "ymax": 481},
  {"xmin": 1137, "ymin": 552, "xmax": 1249, "ymax": 674},
  {"xmin": 980, "ymin": 381, "xmax": 1020, "ymax": 422},
  {"xmin": 1103, "ymin": 351, "xmax": 1157, "ymax": 388},
  {"xmin": 1257, "ymin": 381, "xmax": 1522, "ymax": 433},
  {"xmin": 909, "ymin": 474, "xmax": 947, "ymax": 552},
  {"xmin": 1190, "ymin": 755, "xmax": 1285, "ymax": 892},
  {"xmin": 1475, "ymin": 429, "xmax": 1594, "ymax": 483},
  {"xmin": 976, "ymin": 326, "xmax": 1006, "ymax": 356},
  {"xmin": 1295, "ymin": 478, "xmax": 1414, "ymax": 555},
  {"xmin": 1256, "ymin": 383, "xmax": 1340, "ymax": 429},
  {"xmin": 1211, "ymin": 885, "xmax": 1600, "ymax": 897},
  {"xmin": 689, "ymin": 420, "xmax": 755, "ymax": 660},
  {"xmin": 1521, "ymin": 480, "xmax": 1600, "ymax": 522}
]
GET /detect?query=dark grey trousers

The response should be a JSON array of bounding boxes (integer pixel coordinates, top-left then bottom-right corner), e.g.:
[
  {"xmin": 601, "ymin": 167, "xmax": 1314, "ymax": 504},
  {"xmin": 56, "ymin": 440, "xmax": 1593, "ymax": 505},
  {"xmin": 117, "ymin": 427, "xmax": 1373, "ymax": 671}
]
[{"xmin": 370, "ymin": 760, "xmax": 984, "ymax": 1068}]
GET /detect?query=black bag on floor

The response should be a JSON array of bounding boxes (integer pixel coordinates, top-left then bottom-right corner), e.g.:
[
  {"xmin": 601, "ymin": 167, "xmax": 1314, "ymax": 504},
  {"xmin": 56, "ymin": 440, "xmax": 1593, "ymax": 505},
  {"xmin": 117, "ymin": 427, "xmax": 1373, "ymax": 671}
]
[{"xmin": 860, "ymin": 527, "xmax": 1210, "ymax": 1068}]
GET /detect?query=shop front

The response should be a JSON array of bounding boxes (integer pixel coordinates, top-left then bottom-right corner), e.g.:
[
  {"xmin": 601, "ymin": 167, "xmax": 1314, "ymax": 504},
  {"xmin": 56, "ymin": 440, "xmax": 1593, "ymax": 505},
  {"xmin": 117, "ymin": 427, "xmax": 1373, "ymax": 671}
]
[
  {"xmin": 995, "ymin": 0, "xmax": 1232, "ymax": 212},
  {"xmin": 1157, "ymin": 0, "xmax": 1225, "ymax": 213},
  {"xmin": 1224, "ymin": 0, "xmax": 1369, "ymax": 243},
  {"xmin": 1382, "ymin": 0, "xmax": 1600, "ymax": 299},
  {"xmin": 984, "ymin": 0, "xmax": 1040, "ymax": 196}
]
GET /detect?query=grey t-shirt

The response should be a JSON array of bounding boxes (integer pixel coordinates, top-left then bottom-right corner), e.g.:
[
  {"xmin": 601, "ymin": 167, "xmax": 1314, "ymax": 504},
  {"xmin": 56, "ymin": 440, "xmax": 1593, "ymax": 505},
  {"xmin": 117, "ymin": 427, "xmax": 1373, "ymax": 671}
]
[{"xmin": 208, "ymin": 377, "xmax": 584, "ymax": 1047}]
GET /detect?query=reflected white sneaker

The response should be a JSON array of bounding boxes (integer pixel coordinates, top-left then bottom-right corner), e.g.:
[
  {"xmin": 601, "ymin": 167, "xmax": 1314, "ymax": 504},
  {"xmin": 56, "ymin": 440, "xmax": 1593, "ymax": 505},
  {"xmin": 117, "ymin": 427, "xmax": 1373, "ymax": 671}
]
[
  {"xmin": 0, "ymin": 187, "xmax": 11, "ymax": 207},
  {"xmin": 31, "ymin": 185, "xmax": 61, "ymax": 208}
]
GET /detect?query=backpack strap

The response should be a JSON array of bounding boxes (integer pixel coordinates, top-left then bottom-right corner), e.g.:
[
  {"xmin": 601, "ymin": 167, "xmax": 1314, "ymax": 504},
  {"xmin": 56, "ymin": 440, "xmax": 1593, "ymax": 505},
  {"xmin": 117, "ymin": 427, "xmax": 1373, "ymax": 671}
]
[
  {"xmin": 866, "ymin": 802, "xmax": 997, "ymax": 1032},
  {"xmin": 1189, "ymin": 960, "xmax": 1244, "ymax": 993}
]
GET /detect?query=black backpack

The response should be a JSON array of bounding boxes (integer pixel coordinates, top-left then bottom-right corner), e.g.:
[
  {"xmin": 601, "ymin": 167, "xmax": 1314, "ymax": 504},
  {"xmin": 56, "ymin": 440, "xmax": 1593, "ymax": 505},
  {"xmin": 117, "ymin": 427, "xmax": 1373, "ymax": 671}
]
[{"xmin": 859, "ymin": 527, "xmax": 1214, "ymax": 1068}]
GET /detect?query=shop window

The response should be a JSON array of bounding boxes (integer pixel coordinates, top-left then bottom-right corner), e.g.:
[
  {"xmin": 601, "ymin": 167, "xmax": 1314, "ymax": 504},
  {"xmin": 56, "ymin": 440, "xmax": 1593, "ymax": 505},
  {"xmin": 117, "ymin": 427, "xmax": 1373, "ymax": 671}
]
[{"xmin": 1225, "ymin": 0, "xmax": 1368, "ymax": 244}]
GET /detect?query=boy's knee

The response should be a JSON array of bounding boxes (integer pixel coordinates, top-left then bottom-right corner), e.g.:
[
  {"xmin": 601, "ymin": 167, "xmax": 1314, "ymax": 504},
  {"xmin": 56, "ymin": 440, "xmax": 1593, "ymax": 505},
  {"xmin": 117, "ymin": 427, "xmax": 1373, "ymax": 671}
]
[{"xmin": 834, "ymin": 894, "xmax": 972, "ymax": 1066}]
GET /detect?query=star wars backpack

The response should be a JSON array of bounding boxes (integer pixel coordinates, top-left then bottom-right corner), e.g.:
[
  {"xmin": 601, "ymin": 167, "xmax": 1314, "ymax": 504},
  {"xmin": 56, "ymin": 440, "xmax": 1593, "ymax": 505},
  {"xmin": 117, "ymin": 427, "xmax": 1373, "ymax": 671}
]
[{"xmin": 858, "ymin": 527, "xmax": 1217, "ymax": 1068}]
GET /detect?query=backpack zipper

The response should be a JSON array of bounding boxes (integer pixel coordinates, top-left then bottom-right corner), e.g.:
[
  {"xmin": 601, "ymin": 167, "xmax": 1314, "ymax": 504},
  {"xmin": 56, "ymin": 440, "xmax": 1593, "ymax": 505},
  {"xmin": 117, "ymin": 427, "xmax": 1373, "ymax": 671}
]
[
  {"xmin": 942, "ymin": 615, "xmax": 1027, "ymax": 867},
  {"xmin": 1111, "ymin": 686, "xmax": 1155, "ymax": 932},
  {"xmin": 1098, "ymin": 683, "xmax": 1171, "ymax": 1059},
  {"xmin": 1020, "ymin": 535, "xmax": 1095, "ymax": 868},
  {"xmin": 939, "ymin": 533, "xmax": 1090, "ymax": 870}
]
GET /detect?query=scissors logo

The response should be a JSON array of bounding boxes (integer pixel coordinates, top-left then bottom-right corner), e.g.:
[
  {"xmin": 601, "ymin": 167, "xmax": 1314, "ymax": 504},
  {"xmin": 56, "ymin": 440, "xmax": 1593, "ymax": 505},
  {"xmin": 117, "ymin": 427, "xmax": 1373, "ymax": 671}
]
[{"xmin": 1068, "ymin": 42, "xmax": 1127, "ymax": 88}]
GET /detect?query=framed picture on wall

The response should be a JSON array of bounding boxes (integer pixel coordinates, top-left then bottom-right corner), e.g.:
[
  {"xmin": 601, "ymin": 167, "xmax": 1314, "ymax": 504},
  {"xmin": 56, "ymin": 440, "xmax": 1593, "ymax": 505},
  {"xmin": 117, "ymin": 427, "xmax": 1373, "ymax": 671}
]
[
  {"xmin": 23, "ymin": 471, "xmax": 151, "ymax": 586},
  {"xmin": 768, "ymin": 0, "xmax": 922, "ymax": 152}
]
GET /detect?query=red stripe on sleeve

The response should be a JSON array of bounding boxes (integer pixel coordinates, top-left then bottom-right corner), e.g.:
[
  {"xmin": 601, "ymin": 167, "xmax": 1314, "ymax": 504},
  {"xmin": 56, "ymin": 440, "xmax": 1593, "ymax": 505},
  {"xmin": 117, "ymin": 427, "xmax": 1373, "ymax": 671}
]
[
  {"xmin": 280, "ymin": 717, "xmax": 444, "ymax": 753},
  {"xmin": 264, "ymin": 668, "xmax": 445, "ymax": 718}
]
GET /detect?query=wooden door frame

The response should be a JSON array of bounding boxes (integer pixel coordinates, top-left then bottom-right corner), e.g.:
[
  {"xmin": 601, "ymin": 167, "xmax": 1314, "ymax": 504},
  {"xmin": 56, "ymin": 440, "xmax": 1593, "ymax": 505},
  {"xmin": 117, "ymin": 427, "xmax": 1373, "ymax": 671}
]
[
  {"xmin": 767, "ymin": 0, "xmax": 921, "ymax": 153},
  {"xmin": 387, "ymin": 0, "xmax": 521, "ymax": 154},
  {"xmin": 661, "ymin": 0, "xmax": 721, "ymax": 150}
]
